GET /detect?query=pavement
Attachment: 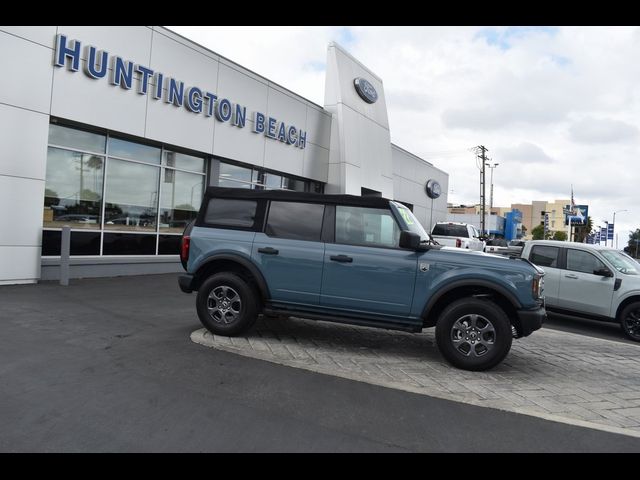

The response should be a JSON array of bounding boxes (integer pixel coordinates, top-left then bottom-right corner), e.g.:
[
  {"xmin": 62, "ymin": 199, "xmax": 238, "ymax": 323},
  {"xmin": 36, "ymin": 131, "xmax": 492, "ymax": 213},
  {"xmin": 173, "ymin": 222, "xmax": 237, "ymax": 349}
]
[
  {"xmin": 193, "ymin": 317, "xmax": 640, "ymax": 437},
  {"xmin": 2, "ymin": 273, "xmax": 640, "ymax": 452}
]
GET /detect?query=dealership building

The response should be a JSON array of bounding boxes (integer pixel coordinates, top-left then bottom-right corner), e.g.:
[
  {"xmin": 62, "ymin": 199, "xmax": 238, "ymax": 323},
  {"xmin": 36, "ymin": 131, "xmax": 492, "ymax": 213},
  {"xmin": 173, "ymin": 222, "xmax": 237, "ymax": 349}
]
[{"xmin": 0, "ymin": 26, "xmax": 449, "ymax": 285}]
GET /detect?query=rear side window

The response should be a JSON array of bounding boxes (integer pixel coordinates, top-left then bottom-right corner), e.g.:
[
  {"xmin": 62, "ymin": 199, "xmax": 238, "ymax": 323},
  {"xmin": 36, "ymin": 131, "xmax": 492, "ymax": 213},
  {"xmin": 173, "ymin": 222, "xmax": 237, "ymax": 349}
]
[
  {"xmin": 203, "ymin": 198, "xmax": 257, "ymax": 228},
  {"xmin": 432, "ymin": 224, "xmax": 469, "ymax": 237},
  {"xmin": 266, "ymin": 201, "xmax": 325, "ymax": 241},
  {"xmin": 530, "ymin": 245, "xmax": 560, "ymax": 268}
]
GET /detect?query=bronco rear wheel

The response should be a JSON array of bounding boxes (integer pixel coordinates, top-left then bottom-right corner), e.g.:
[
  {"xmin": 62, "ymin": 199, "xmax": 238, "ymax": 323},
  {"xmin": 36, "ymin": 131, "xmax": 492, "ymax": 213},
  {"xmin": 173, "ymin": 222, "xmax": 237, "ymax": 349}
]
[
  {"xmin": 196, "ymin": 272, "xmax": 259, "ymax": 336},
  {"xmin": 435, "ymin": 298, "xmax": 513, "ymax": 371}
]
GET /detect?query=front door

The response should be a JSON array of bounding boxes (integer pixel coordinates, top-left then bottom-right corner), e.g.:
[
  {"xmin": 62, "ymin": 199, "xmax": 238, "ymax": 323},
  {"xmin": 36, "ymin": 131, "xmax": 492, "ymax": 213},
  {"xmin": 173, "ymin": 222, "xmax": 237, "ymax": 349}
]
[
  {"xmin": 321, "ymin": 205, "xmax": 417, "ymax": 317},
  {"xmin": 558, "ymin": 248, "xmax": 615, "ymax": 316}
]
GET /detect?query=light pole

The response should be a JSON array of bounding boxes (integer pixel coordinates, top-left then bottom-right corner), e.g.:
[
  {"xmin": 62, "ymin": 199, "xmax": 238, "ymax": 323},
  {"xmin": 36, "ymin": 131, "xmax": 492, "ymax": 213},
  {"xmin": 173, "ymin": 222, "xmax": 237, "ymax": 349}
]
[
  {"xmin": 613, "ymin": 209, "xmax": 628, "ymax": 249},
  {"xmin": 485, "ymin": 162, "xmax": 499, "ymax": 213}
]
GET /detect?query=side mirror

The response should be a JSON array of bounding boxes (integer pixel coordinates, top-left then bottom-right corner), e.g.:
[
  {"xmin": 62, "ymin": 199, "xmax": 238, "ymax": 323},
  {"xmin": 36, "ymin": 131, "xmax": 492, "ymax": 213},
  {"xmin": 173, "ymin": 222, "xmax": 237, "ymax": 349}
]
[
  {"xmin": 399, "ymin": 230, "xmax": 421, "ymax": 250},
  {"xmin": 594, "ymin": 267, "xmax": 614, "ymax": 277}
]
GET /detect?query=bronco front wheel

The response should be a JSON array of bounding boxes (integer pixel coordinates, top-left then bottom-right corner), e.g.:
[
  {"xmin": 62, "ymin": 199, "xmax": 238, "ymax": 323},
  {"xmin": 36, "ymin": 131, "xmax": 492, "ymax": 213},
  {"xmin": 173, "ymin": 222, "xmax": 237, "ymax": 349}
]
[
  {"xmin": 620, "ymin": 301, "xmax": 640, "ymax": 342},
  {"xmin": 435, "ymin": 298, "xmax": 513, "ymax": 371}
]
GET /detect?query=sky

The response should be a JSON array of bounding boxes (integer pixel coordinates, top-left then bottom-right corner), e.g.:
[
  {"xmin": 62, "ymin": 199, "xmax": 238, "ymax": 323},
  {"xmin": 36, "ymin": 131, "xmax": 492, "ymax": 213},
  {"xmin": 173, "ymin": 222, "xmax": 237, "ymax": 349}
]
[{"xmin": 167, "ymin": 26, "xmax": 640, "ymax": 247}]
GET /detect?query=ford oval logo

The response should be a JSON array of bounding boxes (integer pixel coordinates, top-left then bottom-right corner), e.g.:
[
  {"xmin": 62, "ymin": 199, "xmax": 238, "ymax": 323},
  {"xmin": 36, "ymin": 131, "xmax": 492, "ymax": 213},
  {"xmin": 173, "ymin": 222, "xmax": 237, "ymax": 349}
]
[
  {"xmin": 354, "ymin": 77, "xmax": 378, "ymax": 104},
  {"xmin": 425, "ymin": 179, "xmax": 441, "ymax": 199}
]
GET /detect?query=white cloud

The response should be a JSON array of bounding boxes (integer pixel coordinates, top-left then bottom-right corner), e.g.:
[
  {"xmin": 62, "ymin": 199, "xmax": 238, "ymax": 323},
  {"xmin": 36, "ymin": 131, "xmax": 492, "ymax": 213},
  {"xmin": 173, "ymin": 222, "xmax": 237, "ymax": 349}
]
[
  {"xmin": 569, "ymin": 117, "xmax": 639, "ymax": 144},
  {"xmin": 166, "ymin": 25, "xmax": 640, "ymax": 243},
  {"xmin": 496, "ymin": 142, "xmax": 555, "ymax": 164}
]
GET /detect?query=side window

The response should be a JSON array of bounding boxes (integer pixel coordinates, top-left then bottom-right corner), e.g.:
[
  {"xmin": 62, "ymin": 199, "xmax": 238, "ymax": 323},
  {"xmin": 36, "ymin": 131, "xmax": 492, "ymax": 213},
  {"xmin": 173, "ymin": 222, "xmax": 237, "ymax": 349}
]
[
  {"xmin": 265, "ymin": 201, "xmax": 325, "ymax": 241},
  {"xmin": 530, "ymin": 245, "xmax": 560, "ymax": 268},
  {"xmin": 203, "ymin": 198, "xmax": 257, "ymax": 228},
  {"xmin": 566, "ymin": 249, "xmax": 605, "ymax": 274},
  {"xmin": 335, "ymin": 206, "xmax": 401, "ymax": 248}
]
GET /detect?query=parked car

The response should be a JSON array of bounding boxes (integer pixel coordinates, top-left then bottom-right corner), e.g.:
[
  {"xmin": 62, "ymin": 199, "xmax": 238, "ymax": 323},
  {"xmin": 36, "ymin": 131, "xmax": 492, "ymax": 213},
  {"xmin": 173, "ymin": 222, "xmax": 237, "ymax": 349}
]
[
  {"xmin": 55, "ymin": 214, "xmax": 99, "ymax": 224},
  {"xmin": 431, "ymin": 222, "xmax": 485, "ymax": 251},
  {"xmin": 488, "ymin": 240, "xmax": 527, "ymax": 258},
  {"xmin": 178, "ymin": 188, "xmax": 545, "ymax": 371},
  {"xmin": 522, "ymin": 240, "xmax": 640, "ymax": 341},
  {"xmin": 485, "ymin": 238, "xmax": 509, "ymax": 254},
  {"xmin": 507, "ymin": 240, "xmax": 526, "ymax": 256}
]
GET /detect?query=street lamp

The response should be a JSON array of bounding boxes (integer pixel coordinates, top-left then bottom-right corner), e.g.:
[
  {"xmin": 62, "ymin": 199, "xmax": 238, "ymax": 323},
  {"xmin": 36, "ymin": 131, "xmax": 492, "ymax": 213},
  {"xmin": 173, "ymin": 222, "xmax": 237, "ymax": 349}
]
[
  {"xmin": 485, "ymin": 162, "xmax": 499, "ymax": 213},
  {"xmin": 613, "ymin": 209, "xmax": 629, "ymax": 249}
]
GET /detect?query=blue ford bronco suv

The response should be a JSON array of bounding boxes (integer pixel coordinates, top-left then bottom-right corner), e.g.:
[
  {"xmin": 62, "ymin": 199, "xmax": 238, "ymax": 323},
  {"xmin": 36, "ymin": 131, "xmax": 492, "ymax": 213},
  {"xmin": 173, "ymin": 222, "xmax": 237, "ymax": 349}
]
[{"xmin": 179, "ymin": 187, "xmax": 545, "ymax": 371}]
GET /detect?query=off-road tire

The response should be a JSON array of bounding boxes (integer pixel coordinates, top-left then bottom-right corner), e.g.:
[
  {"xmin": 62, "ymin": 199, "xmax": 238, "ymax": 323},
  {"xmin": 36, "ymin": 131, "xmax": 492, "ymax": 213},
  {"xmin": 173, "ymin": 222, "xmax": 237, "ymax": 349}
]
[
  {"xmin": 435, "ymin": 298, "xmax": 513, "ymax": 371},
  {"xmin": 619, "ymin": 301, "xmax": 640, "ymax": 342},
  {"xmin": 196, "ymin": 272, "xmax": 259, "ymax": 336}
]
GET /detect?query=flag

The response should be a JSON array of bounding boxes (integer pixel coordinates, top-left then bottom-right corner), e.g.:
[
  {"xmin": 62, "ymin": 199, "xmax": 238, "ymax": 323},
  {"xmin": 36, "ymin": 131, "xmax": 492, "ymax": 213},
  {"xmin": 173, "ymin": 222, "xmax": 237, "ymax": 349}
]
[{"xmin": 570, "ymin": 185, "xmax": 576, "ymax": 215}]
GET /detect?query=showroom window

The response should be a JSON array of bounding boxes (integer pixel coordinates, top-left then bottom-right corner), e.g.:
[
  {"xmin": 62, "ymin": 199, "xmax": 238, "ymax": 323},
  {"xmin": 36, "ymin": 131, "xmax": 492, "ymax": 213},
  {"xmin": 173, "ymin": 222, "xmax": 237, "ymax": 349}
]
[
  {"xmin": 43, "ymin": 123, "xmax": 206, "ymax": 256},
  {"xmin": 218, "ymin": 160, "xmax": 323, "ymax": 193}
]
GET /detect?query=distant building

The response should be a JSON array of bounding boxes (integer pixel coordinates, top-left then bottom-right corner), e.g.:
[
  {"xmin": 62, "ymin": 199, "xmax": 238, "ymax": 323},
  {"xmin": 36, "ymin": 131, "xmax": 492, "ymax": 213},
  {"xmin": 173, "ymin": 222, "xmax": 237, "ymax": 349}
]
[{"xmin": 510, "ymin": 199, "xmax": 568, "ymax": 240}]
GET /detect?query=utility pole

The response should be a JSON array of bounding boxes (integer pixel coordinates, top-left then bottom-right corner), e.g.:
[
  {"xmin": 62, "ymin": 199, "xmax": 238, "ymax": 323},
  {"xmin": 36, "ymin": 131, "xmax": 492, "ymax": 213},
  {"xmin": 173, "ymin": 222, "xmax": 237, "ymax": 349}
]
[{"xmin": 473, "ymin": 146, "xmax": 488, "ymax": 237}]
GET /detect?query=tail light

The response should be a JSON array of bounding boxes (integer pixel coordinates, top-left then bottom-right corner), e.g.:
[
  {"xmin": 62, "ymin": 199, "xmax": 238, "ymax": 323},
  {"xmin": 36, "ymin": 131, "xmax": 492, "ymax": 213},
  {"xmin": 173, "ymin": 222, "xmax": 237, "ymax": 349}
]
[
  {"xmin": 532, "ymin": 274, "xmax": 544, "ymax": 299},
  {"xmin": 180, "ymin": 235, "xmax": 190, "ymax": 263},
  {"xmin": 456, "ymin": 238, "xmax": 462, "ymax": 248}
]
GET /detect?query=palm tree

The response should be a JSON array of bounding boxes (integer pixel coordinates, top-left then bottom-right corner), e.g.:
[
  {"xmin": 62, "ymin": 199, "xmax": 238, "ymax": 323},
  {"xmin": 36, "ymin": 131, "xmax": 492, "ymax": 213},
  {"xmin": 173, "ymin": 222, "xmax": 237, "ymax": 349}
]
[{"xmin": 573, "ymin": 216, "xmax": 593, "ymax": 243}]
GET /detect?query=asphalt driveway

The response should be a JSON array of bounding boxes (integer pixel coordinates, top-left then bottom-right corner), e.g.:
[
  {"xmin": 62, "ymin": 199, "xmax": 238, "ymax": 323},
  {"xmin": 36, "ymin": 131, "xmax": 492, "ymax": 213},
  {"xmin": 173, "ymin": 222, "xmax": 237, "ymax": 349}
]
[{"xmin": 1, "ymin": 274, "xmax": 639, "ymax": 452}]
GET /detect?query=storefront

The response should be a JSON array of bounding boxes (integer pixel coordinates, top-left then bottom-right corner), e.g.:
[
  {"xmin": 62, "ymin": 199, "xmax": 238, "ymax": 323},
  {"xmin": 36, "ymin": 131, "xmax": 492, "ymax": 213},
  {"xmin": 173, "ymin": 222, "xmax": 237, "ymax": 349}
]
[{"xmin": 0, "ymin": 26, "xmax": 449, "ymax": 284}]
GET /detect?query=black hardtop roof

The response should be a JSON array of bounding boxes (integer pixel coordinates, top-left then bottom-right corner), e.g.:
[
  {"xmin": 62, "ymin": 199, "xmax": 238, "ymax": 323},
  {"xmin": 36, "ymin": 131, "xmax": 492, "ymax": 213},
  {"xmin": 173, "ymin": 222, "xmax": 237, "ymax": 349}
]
[{"xmin": 204, "ymin": 187, "xmax": 393, "ymax": 209}]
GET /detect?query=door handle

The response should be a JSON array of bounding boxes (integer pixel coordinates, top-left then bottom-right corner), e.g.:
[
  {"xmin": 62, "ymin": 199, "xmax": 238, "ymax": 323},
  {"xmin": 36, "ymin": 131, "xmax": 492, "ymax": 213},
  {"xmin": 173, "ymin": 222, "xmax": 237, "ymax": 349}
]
[
  {"xmin": 258, "ymin": 247, "xmax": 279, "ymax": 255},
  {"xmin": 330, "ymin": 255, "xmax": 353, "ymax": 263},
  {"xmin": 564, "ymin": 273, "xmax": 579, "ymax": 279}
]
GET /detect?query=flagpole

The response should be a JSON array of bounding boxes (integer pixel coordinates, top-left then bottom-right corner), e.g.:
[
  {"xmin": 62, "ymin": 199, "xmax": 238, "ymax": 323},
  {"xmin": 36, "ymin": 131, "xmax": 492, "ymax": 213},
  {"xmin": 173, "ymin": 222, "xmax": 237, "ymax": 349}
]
[{"xmin": 567, "ymin": 184, "xmax": 573, "ymax": 242}]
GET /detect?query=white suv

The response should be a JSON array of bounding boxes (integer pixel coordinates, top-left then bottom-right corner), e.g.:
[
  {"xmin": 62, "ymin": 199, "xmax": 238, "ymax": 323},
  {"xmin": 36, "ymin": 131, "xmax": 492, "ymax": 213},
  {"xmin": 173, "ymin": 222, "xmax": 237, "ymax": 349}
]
[{"xmin": 521, "ymin": 240, "xmax": 640, "ymax": 341}]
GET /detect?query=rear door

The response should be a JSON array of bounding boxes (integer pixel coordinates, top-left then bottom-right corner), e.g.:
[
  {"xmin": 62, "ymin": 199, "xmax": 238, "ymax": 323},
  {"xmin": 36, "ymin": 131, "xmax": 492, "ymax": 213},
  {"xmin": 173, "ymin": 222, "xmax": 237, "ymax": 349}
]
[
  {"xmin": 557, "ymin": 248, "xmax": 615, "ymax": 316},
  {"xmin": 321, "ymin": 204, "xmax": 417, "ymax": 317},
  {"xmin": 528, "ymin": 244, "xmax": 562, "ymax": 306},
  {"xmin": 252, "ymin": 201, "xmax": 325, "ymax": 306}
]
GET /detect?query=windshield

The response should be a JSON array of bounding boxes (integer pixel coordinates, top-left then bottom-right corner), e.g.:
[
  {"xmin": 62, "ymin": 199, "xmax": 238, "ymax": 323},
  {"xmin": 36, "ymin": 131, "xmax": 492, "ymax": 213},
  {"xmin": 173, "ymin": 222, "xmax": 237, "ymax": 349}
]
[
  {"xmin": 391, "ymin": 202, "xmax": 431, "ymax": 242},
  {"xmin": 601, "ymin": 250, "xmax": 639, "ymax": 275}
]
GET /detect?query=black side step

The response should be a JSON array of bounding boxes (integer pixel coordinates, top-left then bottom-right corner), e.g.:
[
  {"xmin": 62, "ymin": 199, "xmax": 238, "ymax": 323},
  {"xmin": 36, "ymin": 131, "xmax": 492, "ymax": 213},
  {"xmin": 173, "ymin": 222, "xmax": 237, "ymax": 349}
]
[{"xmin": 262, "ymin": 305, "xmax": 422, "ymax": 333}]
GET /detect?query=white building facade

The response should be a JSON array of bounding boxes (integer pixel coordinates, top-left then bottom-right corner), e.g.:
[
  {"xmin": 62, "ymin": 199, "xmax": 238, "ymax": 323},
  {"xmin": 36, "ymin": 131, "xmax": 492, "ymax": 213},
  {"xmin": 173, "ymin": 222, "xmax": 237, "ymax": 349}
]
[{"xmin": 0, "ymin": 26, "xmax": 449, "ymax": 285}]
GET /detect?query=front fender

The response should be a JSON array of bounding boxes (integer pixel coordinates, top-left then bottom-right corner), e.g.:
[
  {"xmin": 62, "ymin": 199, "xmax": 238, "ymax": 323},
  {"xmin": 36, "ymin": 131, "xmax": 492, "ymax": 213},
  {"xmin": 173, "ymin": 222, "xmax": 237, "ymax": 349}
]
[
  {"xmin": 415, "ymin": 264, "xmax": 530, "ymax": 319},
  {"xmin": 422, "ymin": 276, "xmax": 523, "ymax": 318}
]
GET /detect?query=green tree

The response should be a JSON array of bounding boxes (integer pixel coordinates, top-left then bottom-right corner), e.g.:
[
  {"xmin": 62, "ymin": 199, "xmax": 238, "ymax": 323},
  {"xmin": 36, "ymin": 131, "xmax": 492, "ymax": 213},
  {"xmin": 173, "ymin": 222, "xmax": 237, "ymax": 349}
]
[
  {"xmin": 80, "ymin": 188, "xmax": 100, "ymax": 202},
  {"xmin": 174, "ymin": 203, "xmax": 196, "ymax": 212},
  {"xmin": 628, "ymin": 229, "xmax": 640, "ymax": 258},
  {"xmin": 44, "ymin": 188, "xmax": 59, "ymax": 207},
  {"xmin": 552, "ymin": 231, "xmax": 568, "ymax": 241},
  {"xmin": 531, "ymin": 224, "xmax": 545, "ymax": 240}
]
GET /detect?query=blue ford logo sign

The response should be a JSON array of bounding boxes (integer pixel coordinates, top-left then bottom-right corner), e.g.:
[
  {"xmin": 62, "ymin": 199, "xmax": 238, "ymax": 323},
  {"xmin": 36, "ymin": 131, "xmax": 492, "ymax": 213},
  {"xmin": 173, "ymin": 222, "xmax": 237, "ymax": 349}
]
[
  {"xmin": 426, "ymin": 179, "xmax": 441, "ymax": 199},
  {"xmin": 354, "ymin": 78, "xmax": 378, "ymax": 104}
]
